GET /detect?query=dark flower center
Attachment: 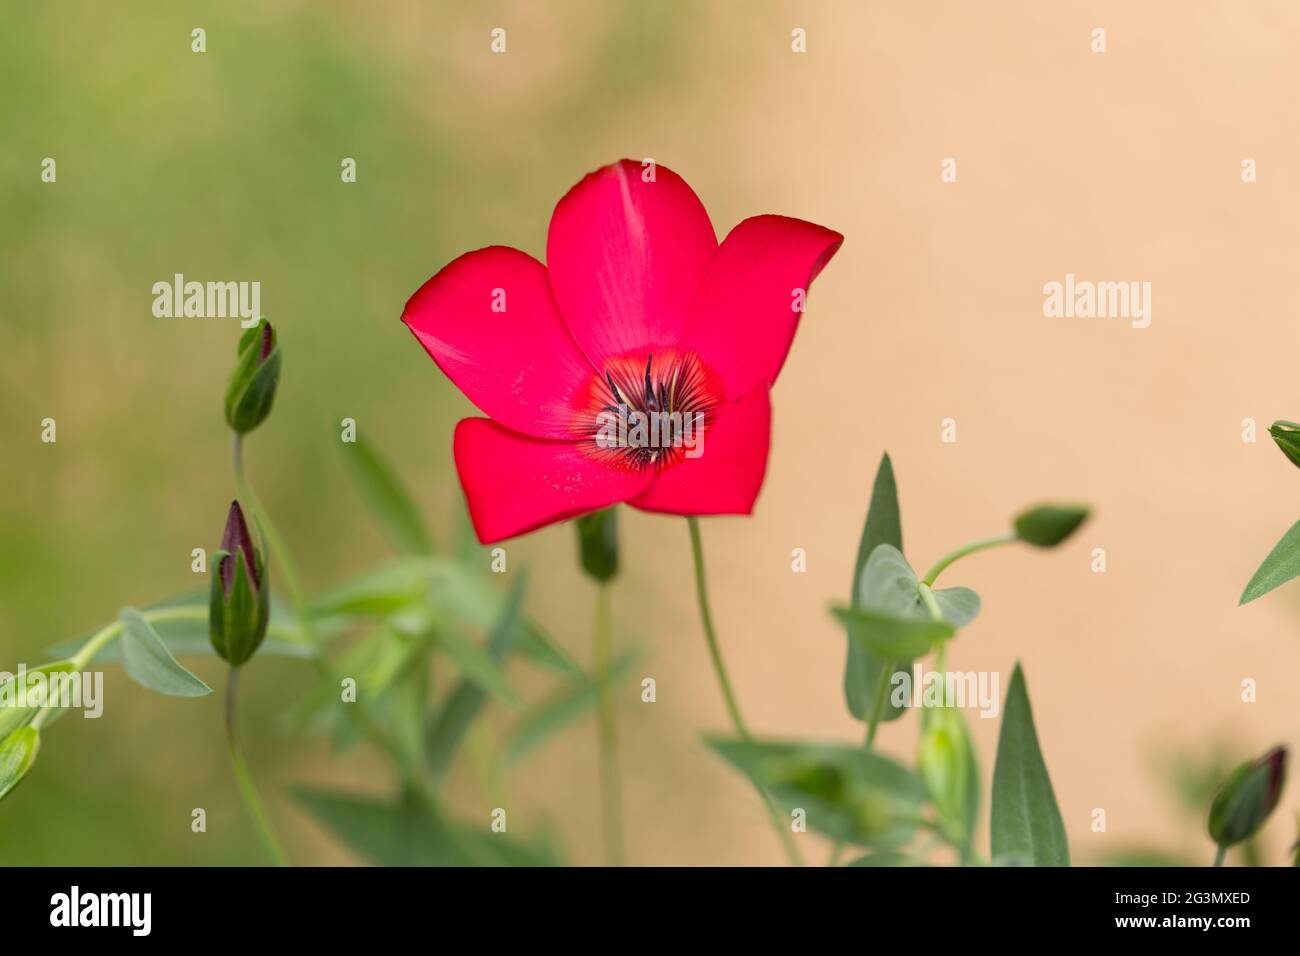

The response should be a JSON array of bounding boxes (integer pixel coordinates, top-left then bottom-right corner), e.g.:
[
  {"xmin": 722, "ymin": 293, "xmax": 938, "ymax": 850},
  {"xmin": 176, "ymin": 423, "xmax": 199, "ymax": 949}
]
[{"xmin": 581, "ymin": 350, "xmax": 721, "ymax": 471}]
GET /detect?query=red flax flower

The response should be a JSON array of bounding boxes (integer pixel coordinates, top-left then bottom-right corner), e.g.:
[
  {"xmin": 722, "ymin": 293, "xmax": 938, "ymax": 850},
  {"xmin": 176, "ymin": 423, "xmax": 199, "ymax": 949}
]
[{"xmin": 402, "ymin": 160, "xmax": 842, "ymax": 543}]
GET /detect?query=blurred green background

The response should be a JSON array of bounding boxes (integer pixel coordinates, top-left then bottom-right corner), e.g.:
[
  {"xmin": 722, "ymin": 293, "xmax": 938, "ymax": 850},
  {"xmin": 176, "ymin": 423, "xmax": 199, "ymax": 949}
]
[{"xmin": 0, "ymin": 0, "xmax": 694, "ymax": 864}]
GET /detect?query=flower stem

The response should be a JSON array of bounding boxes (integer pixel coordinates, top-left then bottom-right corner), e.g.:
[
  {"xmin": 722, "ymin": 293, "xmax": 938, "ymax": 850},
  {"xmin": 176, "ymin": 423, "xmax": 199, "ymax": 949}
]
[
  {"xmin": 1213, "ymin": 846, "xmax": 1227, "ymax": 867},
  {"xmin": 920, "ymin": 533, "xmax": 1017, "ymax": 586},
  {"xmin": 224, "ymin": 667, "xmax": 288, "ymax": 866},
  {"xmin": 593, "ymin": 582, "xmax": 624, "ymax": 866},
  {"xmin": 686, "ymin": 517, "xmax": 805, "ymax": 867}
]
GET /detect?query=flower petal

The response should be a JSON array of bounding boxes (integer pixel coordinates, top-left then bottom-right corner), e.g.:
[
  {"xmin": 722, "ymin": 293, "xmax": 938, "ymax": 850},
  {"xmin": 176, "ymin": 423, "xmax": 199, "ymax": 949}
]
[
  {"xmin": 402, "ymin": 246, "xmax": 593, "ymax": 439},
  {"xmin": 629, "ymin": 386, "xmax": 771, "ymax": 516},
  {"xmin": 546, "ymin": 160, "xmax": 717, "ymax": 367},
  {"xmin": 685, "ymin": 215, "xmax": 843, "ymax": 399},
  {"xmin": 455, "ymin": 418, "xmax": 653, "ymax": 543}
]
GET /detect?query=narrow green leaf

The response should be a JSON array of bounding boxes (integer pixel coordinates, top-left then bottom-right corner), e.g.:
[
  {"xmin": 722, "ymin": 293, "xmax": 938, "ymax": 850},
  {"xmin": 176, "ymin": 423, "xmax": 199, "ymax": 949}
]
[
  {"xmin": 292, "ymin": 785, "xmax": 558, "ymax": 866},
  {"xmin": 433, "ymin": 632, "xmax": 516, "ymax": 706},
  {"xmin": 426, "ymin": 576, "xmax": 527, "ymax": 779},
  {"xmin": 342, "ymin": 433, "xmax": 433, "ymax": 556},
  {"xmin": 119, "ymin": 608, "xmax": 212, "ymax": 697},
  {"xmin": 505, "ymin": 651, "xmax": 638, "ymax": 765},
  {"xmin": 0, "ymin": 727, "xmax": 40, "ymax": 801},
  {"xmin": 845, "ymin": 453, "xmax": 904, "ymax": 721},
  {"xmin": 845, "ymin": 850, "xmax": 922, "ymax": 866},
  {"xmin": 1240, "ymin": 520, "xmax": 1300, "ymax": 605},
  {"xmin": 0, "ymin": 662, "xmax": 75, "ymax": 738},
  {"xmin": 49, "ymin": 593, "xmax": 311, "ymax": 661},
  {"xmin": 706, "ymin": 737, "xmax": 925, "ymax": 847},
  {"xmin": 991, "ymin": 663, "xmax": 1069, "ymax": 866}
]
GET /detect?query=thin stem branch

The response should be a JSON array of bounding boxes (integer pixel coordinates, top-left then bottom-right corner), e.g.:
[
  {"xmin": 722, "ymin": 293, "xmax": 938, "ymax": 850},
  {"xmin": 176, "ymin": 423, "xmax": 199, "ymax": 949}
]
[
  {"xmin": 1213, "ymin": 846, "xmax": 1227, "ymax": 867},
  {"xmin": 593, "ymin": 582, "xmax": 624, "ymax": 866},
  {"xmin": 686, "ymin": 517, "xmax": 805, "ymax": 867},
  {"xmin": 920, "ymin": 533, "xmax": 1017, "ymax": 587},
  {"xmin": 224, "ymin": 667, "xmax": 288, "ymax": 866}
]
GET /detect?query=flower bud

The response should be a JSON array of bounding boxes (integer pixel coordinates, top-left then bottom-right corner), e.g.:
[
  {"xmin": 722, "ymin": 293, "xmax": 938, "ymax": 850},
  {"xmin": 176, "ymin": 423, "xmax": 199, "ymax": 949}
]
[
  {"xmin": 918, "ymin": 705, "xmax": 977, "ymax": 849},
  {"xmin": 1013, "ymin": 504, "xmax": 1090, "ymax": 547},
  {"xmin": 1269, "ymin": 421, "xmax": 1300, "ymax": 470},
  {"xmin": 209, "ymin": 500, "xmax": 270, "ymax": 667},
  {"xmin": 1208, "ymin": 746, "xmax": 1287, "ymax": 849},
  {"xmin": 224, "ymin": 319, "xmax": 281, "ymax": 434},
  {"xmin": 575, "ymin": 508, "xmax": 619, "ymax": 582},
  {"xmin": 0, "ymin": 726, "xmax": 40, "ymax": 802}
]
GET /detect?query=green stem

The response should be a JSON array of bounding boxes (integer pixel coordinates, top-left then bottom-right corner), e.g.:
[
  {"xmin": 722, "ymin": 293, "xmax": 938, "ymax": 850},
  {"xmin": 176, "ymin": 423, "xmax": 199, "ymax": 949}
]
[
  {"xmin": 30, "ymin": 607, "xmax": 295, "ymax": 730},
  {"xmin": 1213, "ymin": 846, "xmax": 1227, "ymax": 867},
  {"xmin": 920, "ymin": 533, "xmax": 1017, "ymax": 586},
  {"xmin": 231, "ymin": 433, "xmax": 410, "ymax": 774},
  {"xmin": 865, "ymin": 663, "xmax": 891, "ymax": 747},
  {"xmin": 593, "ymin": 582, "xmax": 624, "ymax": 866},
  {"xmin": 686, "ymin": 517, "xmax": 805, "ymax": 867},
  {"xmin": 225, "ymin": 667, "xmax": 288, "ymax": 866}
]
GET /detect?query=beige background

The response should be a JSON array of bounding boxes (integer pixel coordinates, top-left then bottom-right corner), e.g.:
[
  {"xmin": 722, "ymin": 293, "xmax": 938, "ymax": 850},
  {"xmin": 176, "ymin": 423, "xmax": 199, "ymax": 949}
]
[{"xmin": 498, "ymin": 0, "xmax": 1300, "ymax": 864}]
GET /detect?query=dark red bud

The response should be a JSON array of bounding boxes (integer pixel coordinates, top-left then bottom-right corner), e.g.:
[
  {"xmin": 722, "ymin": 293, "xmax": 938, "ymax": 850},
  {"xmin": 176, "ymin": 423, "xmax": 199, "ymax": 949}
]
[
  {"xmin": 220, "ymin": 500, "xmax": 259, "ymax": 595},
  {"xmin": 259, "ymin": 321, "xmax": 274, "ymax": 363}
]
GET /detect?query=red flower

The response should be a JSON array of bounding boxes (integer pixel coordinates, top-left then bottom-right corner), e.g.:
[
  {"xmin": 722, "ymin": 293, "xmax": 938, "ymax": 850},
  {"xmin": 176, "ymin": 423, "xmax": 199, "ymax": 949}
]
[{"xmin": 402, "ymin": 160, "xmax": 842, "ymax": 544}]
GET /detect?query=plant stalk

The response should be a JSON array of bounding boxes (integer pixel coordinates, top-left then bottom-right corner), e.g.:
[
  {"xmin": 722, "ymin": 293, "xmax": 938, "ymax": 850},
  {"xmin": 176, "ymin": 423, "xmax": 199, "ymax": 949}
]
[
  {"xmin": 224, "ymin": 667, "xmax": 288, "ymax": 866},
  {"xmin": 686, "ymin": 517, "xmax": 805, "ymax": 867},
  {"xmin": 921, "ymin": 533, "xmax": 1017, "ymax": 586},
  {"xmin": 593, "ymin": 582, "xmax": 624, "ymax": 866}
]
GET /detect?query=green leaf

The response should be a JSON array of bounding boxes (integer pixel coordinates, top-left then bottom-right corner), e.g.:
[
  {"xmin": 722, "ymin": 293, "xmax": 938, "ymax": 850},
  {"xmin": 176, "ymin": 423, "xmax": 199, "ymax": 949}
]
[
  {"xmin": 845, "ymin": 453, "xmax": 904, "ymax": 722},
  {"xmin": 932, "ymin": 586, "xmax": 981, "ymax": 628},
  {"xmin": 0, "ymin": 727, "xmax": 40, "ymax": 802},
  {"xmin": 1268, "ymin": 420, "xmax": 1300, "ymax": 469},
  {"xmin": 1240, "ymin": 520, "xmax": 1300, "ymax": 605},
  {"xmin": 388, "ymin": 604, "xmax": 516, "ymax": 707},
  {"xmin": 0, "ymin": 662, "xmax": 75, "ymax": 738},
  {"xmin": 292, "ymin": 786, "xmax": 558, "ymax": 866},
  {"xmin": 309, "ymin": 558, "xmax": 580, "ymax": 677},
  {"xmin": 706, "ymin": 737, "xmax": 925, "ymax": 847},
  {"xmin": 49, "ymin": 593, "xmax": 311, "ymax": 662},
  {"xmin": 845, "ymin": 850, "xmax": 922, "ymax": 866},
  {"xmin": 505, "ymin": 651, "xmax": 639, "ymax": 765},
  {"xmin": 426, "ymin": 576, "xmax": 527, "ymax": 780},
  {"xmin": 118, "ymin": 608, "xmax": 212, "ymax": 697},
  {"xmin": 832, "ymin": 606, "xmax": 952, "ymax": 661},
  {"xmin": 990, "ymin": 663, "xmax": 1069, "ymax": 866},
  {"xmin": 309, "ymin": 561, "xmax": 430, "ymax": 619},
  {"xmin": 342, "ymin": 433, "xmax": 433, "ymax": 556}
]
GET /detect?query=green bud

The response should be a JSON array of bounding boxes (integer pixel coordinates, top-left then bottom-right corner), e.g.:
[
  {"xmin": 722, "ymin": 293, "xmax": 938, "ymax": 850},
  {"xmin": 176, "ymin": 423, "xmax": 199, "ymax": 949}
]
[
  {"xmin": 1208, "ymin": 746, "xmax": 1287, "ymax": 849},
  {"xmin": 224, "ymin": 319, "xmax": 281, "ymax": 434},
  {"xmin": 209, "ymin": 500, "xmax": 270, "ymax": 667},
  {"xmin": 1268, "ymin": 421, "xmax": 1300, "ymax": 470},
  {"xmin": 918, "ymin": 706, "xmax": 978, "ymax": 849},
  {"xmin": 575, "ymin": 508, "xmax": 619, "ymax": 583},
  {"xmin": 0, "ymin": 726, "xmax": 40, "ymax": 802},
  {"xmin": 1014, "ymin": 504, "xmax": 1090, "ymax": 547}
]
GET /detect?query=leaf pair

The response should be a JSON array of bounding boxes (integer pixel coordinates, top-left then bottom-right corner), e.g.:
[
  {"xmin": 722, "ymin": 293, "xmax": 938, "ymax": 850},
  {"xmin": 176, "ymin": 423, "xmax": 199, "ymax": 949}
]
[
  {"xmin": 707, "ymin": 737, "xmax": 926, "ymax": 847},
  {"xmin": 837, "ymin": 454, "xmax": 980, "ymax": 722}
]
